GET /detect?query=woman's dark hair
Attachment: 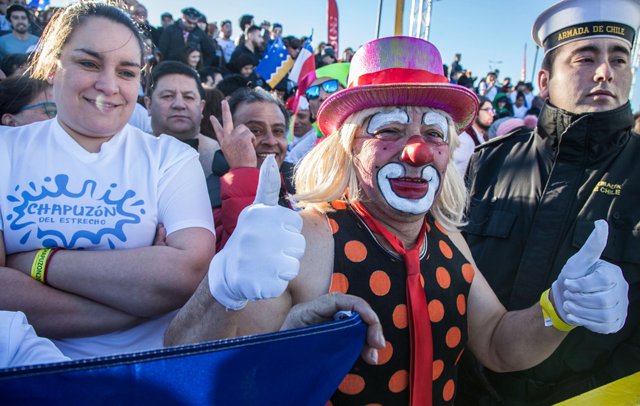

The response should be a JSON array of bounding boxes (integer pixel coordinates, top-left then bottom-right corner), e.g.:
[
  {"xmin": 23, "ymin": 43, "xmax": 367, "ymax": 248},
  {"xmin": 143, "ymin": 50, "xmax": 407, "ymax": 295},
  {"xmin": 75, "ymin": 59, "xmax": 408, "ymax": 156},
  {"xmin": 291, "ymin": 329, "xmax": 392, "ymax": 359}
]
[
  {"xmin": 1, "ymin": 53, "xmax": 30, "ymax": 77},
  {"xmin": 31, "ymin": 2, "xmax": 144, "ymax": 80},
  {"xmin": 179, "ymin": 44, "xmax": 204, "ymax": 70},
  {"xmin": 0, "ymin": 75, "xmax": 51, "ymax": 119},
  {"xmin": 200, "ymin": 87, "xmax": 225, "ymax": 139}
]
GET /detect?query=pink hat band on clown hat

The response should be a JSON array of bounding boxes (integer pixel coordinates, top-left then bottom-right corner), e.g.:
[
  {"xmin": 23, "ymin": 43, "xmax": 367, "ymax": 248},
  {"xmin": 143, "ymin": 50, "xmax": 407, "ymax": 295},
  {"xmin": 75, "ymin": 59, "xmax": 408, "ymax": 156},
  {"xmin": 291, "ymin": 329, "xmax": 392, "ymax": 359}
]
[
  {"xmin": 349, "ymin": 68, "xmax": 450, "ymax": 88},
  {"xmin": 317, "ymin": 36, "xmax": 479, "ymax": 136}
]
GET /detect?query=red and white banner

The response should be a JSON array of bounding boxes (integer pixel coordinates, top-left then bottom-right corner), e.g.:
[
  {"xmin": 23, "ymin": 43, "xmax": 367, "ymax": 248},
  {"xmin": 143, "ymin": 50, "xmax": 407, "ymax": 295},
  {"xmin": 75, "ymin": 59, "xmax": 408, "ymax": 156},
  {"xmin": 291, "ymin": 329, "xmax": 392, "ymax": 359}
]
[{"xmin": 328, "ymin": 0, "xmax": 339, "ymax": 53}]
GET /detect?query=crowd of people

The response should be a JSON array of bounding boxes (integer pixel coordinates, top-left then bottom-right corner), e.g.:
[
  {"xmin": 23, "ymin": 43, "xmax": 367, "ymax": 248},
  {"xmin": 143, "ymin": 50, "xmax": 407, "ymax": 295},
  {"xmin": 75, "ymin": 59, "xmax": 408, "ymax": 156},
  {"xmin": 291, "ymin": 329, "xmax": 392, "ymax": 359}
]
[{"xmin": 0, "ymin": 0, "xmax": 639, "ymax": 405}]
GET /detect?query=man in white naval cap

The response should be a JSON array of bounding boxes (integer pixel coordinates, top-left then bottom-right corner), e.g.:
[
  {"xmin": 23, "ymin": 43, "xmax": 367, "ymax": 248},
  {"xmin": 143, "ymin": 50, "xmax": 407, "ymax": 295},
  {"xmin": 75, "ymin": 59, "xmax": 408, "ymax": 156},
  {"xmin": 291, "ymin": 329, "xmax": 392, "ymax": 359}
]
[{"xmin": 461, "ymin": 0, "xmax": 640, "ymax": 404}]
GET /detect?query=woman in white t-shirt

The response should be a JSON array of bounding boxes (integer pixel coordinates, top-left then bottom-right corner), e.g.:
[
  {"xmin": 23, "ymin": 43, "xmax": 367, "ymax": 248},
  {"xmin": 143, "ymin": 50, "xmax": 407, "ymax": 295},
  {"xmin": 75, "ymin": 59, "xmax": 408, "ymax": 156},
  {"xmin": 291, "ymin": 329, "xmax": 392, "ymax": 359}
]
[
  {"xmin": 512, "ymin": 91, "xmax": 529, "ymax": 120},
  {"xmin": 0, "ymin": 3, "xmax": 216, "ymax": 360}
]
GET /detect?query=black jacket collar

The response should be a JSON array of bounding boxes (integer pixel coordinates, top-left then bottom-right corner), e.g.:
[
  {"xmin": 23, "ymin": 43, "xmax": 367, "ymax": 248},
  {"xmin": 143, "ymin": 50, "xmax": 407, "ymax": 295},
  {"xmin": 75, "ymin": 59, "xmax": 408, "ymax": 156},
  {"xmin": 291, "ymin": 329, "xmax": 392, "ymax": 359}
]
[{"xmin": 535, "ymin": 101, "xmax": 633, "ymax": 165}]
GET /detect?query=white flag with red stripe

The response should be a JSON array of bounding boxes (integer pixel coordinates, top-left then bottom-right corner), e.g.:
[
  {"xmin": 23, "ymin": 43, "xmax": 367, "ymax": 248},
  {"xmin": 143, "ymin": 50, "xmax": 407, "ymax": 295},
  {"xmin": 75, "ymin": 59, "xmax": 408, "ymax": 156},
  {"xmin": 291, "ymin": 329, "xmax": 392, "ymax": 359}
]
[{"xmin": 289, "ymin": 35, "xmax": 315, "ymax": 84}]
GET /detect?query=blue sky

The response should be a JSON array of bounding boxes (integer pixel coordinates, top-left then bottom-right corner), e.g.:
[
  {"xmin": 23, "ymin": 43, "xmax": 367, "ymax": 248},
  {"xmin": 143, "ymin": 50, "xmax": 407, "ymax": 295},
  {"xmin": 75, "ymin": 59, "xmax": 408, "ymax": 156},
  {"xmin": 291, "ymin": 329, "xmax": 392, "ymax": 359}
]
[{"xmin": 50, "ymin": 0, "xmax": 640, "ymax": 109}]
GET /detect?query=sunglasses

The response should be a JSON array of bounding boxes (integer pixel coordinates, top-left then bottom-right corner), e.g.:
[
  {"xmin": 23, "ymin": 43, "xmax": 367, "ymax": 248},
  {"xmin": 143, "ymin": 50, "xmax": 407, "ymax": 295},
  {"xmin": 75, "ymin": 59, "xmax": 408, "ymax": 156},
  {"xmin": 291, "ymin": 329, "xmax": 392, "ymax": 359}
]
[
  {"xmin": 305, "ymin": 79, "xmax": 339, "ymax": 100},
  {"xmin": 19, "ymin": 102, "xmax": 57, "ymax": 119}
]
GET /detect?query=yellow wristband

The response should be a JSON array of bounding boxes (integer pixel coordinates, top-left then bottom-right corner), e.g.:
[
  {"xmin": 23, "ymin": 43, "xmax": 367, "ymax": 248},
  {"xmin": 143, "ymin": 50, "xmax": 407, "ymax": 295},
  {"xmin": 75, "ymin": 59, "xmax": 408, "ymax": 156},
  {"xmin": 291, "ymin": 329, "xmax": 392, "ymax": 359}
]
[
  {"xmin": 540, "ymin": 288, "xmax": 576, "ymax": 332},
  {"xmin": 31, "ymin": 249, "xmax": 52, "ymax": 283}
]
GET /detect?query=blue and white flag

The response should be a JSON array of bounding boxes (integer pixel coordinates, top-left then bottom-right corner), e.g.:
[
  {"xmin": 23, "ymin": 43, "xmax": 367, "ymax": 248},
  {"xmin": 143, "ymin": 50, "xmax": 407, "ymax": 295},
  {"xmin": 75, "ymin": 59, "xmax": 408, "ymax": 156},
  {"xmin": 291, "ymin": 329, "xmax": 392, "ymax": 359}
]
[
  {"xmin": 28, "ymin": 0, "xmax": 49, "ymax": 10},
  {"xmin": 255, "ymin": 36, "xmax": 294, "ymax": 88}
]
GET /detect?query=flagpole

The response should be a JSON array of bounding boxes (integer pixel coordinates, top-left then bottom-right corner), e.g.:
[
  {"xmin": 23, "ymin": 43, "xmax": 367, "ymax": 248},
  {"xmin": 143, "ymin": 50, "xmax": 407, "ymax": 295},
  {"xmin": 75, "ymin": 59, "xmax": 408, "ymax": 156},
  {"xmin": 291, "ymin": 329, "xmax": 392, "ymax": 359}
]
[
  {"xmin": 376, "ymin": 0, "xmax": 383, "ymax": 39},
  {"xmin": 530, "ymin": 45, "xmax": 539, "ymax": 84},
  {"xmin": 395, "ymin": 0, "xmax": 404, "ymax": 36}
]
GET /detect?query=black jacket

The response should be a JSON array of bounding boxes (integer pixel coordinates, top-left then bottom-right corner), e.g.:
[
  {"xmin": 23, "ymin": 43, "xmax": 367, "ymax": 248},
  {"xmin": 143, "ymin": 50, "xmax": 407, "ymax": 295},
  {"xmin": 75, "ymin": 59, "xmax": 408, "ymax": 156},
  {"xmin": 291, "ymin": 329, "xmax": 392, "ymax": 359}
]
[
  {"xmin": 158, "ymin": 20, "xmax": 219, "ymax": 66},
  {"xmin": 227, "ymin": 44, "xmax": 262, "ymax": 73},
  {"xmin": 462, "ymin": 102, "xmax": 640, "ymax": 405}
]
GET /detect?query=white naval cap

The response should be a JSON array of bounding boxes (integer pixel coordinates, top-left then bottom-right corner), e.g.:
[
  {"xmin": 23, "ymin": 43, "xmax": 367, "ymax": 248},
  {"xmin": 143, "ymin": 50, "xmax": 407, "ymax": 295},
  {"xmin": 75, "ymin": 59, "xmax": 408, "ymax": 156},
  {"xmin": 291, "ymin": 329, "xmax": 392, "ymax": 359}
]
[{"xmin": 532, "ymin": 0, "xmax": 640, "ymax": 54}]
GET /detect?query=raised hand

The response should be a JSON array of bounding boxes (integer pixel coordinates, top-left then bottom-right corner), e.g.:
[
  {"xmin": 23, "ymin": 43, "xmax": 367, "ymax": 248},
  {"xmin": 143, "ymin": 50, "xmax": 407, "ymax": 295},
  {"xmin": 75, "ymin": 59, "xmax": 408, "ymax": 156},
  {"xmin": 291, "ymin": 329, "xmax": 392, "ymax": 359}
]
[
  {"xmin": 552, "ymin": 220, "xmax": 629, "ymax": 334},
  {"xmin": 211, "ymin": 100, "xmax": 258, "ymax": 168},
  {"xmin": 208, "ymin": 155, "xmax": 306, "ymax": 310}
]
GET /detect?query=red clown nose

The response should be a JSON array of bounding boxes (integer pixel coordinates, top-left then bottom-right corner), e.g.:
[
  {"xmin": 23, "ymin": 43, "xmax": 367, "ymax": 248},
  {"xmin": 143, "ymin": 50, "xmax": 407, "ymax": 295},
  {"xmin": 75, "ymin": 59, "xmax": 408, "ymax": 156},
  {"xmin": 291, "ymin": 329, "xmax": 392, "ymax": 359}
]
[{"xmin": 402, "ymin": 135, "xmax": 434, "ymax": 167}]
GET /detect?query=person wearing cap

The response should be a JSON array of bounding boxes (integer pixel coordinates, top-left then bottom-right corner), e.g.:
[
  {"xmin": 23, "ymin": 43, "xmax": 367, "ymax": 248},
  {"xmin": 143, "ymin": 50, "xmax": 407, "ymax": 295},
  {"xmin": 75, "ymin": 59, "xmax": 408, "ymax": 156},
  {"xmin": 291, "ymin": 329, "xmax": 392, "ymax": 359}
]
[
  {"xmin": 285, "ymin": 62, "xmax": 350, "ymax": 163},
  {"xmin": 158, "ymin": 7, "xmax": 218, "ymax": 67},
  {"xmin": 165, "ymin": 36, "xmax": 627, "ymax": 405},
  {"xmin": 462, "ymin": 0, "xmax": 640, "ymax": 404},
  {"xmin": 319, "ymin": 46, "xmax": 337, "ymax": 67},
  {"xmin": 264, "ymin": 22, "xmax": 282, "ymax": 54},
  {"xmin": 155, "ymin": 12, "xmax": 172, "ymax": 42}
]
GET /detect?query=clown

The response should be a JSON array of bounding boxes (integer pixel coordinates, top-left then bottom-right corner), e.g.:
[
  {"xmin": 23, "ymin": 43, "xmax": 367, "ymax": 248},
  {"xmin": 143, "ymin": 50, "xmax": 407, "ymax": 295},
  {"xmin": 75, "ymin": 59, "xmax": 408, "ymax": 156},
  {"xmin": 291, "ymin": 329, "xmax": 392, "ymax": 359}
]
[{"xmin": 166, "ymin": 37, "xmax": 628, "ymax": 405}]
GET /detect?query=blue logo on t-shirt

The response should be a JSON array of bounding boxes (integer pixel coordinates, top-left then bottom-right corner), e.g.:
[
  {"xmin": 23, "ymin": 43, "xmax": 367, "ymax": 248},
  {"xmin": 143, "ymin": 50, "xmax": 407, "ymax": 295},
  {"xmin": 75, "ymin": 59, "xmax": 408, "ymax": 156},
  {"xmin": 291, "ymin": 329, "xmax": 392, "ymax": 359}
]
[{"xmin": 6, "ymin": 174, "xmax": 144, "ymax": 249}]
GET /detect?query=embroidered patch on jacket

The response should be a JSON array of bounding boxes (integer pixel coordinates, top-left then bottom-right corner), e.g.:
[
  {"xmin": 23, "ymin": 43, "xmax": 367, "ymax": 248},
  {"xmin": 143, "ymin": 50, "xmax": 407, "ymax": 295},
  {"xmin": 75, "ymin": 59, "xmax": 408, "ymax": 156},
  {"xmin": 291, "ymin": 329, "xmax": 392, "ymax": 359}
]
[{"xmin": 593, "ymin": 182, "xmax": 622, "ymax": 196}]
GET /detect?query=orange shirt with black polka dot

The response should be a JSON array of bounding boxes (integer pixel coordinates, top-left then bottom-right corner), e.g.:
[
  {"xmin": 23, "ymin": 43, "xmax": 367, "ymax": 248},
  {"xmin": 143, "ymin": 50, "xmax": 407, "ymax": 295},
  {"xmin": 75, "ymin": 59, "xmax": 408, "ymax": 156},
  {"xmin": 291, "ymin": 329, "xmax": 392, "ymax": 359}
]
[{"xmin": 326, "ymin": 202, "xmax": 474, "ymax": 406}]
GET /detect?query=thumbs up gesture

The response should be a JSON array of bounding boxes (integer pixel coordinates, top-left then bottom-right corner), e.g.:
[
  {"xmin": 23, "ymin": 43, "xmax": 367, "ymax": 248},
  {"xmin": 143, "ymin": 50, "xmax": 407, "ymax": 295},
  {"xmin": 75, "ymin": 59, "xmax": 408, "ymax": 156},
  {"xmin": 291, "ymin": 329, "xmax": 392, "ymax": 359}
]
[
  {"xmin": 208, "ymin": 155, "xmax": 306, "ymax": 310},
  {"xmin": 552, "ymin": 220, "xmax": 629, "ymax": 334}
]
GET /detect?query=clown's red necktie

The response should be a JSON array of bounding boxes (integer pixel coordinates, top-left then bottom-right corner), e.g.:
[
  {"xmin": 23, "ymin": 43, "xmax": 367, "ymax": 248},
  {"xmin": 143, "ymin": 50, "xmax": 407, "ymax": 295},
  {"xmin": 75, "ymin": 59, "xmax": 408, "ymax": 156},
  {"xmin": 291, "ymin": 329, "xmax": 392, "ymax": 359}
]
[{"xmin": 351, "ymin": 201, "xmax": 432, "ymax": 406}]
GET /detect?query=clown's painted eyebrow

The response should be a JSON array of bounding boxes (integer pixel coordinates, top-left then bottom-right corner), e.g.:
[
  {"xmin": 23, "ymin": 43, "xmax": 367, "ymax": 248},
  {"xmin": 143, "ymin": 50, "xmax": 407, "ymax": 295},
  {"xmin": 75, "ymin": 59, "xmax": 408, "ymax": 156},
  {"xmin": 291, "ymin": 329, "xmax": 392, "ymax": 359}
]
[
  {"xmin": 422, "ymin": 112, "xmax": 448, "ymax": 142},
  {"xmin": 367, "ymin": 108, "xmax": 410, "ymax": 134}
]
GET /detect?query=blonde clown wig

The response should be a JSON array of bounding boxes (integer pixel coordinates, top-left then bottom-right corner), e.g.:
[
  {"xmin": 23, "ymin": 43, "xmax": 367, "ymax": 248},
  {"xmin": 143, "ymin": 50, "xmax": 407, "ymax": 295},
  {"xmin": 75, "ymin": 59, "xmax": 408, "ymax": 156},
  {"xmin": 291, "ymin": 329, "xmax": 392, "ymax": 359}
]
[{"xmin": 292, "ymin": 105, "xmax": 468, "ymax": 232}]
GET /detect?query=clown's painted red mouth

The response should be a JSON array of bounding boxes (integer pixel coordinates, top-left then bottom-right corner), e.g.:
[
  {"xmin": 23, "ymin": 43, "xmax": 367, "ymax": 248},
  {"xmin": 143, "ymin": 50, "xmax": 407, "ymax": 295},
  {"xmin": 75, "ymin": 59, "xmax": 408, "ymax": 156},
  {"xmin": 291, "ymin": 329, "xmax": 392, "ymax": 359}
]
[{"xmin": 389, "ymin": 177, "xmax": 428, "ymax": 199}]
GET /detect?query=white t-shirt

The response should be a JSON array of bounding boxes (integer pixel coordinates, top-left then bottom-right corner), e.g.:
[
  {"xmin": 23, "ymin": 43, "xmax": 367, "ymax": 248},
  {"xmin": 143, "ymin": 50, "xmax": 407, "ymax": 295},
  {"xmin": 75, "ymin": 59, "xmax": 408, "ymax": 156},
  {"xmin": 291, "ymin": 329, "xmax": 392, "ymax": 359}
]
[
  {"xmin": 0, "ymin": 119, "xmax": 215, "ymax": 359},
  {"xmin": 217, "ymin": 38, "xmax": 236, "ymax": 63},
  {"xmin": 509, "ymin": 91, "xmax": 535, "ymax": 109},
  {"xmin": 0, "ymin": 311, "xmax": 70, "ymax": 368},
  {"xmin": 513, "ymin": 104, "xmax": 529, "ymax": 119},
  {"xmin": 128, "ymin": 102, "xmax": 153, "ymax": 133},
  {"xmin": 453, "ymin": 127, "xmax": 486, "ymax": 178}
]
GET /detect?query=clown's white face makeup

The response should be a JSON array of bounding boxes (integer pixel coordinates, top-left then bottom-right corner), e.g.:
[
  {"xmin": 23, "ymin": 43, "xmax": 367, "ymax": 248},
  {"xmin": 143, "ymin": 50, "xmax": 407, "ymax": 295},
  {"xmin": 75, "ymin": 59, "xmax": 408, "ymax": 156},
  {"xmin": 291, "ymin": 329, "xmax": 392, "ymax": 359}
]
[
  {"xmin": 367, "ymin": 108, "xmax": 410, "ymax": 134},
  {"xmin": 422, "ymin": 112, "xmax": 448, "ymax": 143},
  {"xmin": 378, "ymin": 163, "xmax": 440, "ymax": 214},
  {"xmin": 353, "ymin": 108, "xmax": 450, "ymax": 220}
]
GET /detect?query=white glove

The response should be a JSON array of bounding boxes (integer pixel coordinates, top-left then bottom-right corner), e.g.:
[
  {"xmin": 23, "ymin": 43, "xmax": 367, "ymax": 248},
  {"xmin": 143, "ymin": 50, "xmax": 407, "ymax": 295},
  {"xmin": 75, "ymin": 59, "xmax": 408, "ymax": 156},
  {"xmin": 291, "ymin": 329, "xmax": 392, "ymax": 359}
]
[
  {"xmin": 208, "ymin": 155, "xmax": 306, "ymax": 310},
  {"xmin": 552, "ymin": 220, "xmax": 629, "ymax": 334}
]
